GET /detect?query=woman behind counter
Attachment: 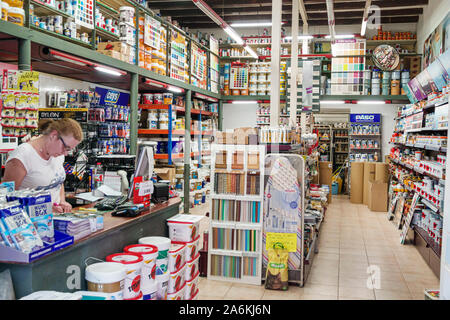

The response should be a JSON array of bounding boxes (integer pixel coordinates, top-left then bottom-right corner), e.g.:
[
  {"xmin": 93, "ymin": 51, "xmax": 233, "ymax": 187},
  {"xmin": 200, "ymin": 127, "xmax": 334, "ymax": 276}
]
[{"xmin": 2, "ymin": 118, "xmax": 83, "ymax": 213}]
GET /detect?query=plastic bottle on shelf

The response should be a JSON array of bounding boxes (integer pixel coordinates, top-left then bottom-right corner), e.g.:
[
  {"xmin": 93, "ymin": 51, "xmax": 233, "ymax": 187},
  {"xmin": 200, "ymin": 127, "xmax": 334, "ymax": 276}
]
[{"xmin": 92, "ymin": 162, "xmax": 104, "ymax": 196}]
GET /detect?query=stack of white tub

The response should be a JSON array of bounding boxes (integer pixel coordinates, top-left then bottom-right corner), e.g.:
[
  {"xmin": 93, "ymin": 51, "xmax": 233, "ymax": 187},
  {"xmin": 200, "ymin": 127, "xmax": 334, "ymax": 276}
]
[{"xmin": 166, "ymin": 214, "xmax": 204, "ymax": 300}]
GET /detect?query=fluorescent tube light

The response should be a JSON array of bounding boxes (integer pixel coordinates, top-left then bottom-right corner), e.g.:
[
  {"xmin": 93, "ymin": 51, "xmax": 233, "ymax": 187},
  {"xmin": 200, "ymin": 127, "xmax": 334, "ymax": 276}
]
[
  {"xmin": 192, "ymin": 0, "xmax": 225, "ymax": 27},
  {"xmin": 357, "ymin": 101, "xmax": 386, "ymax": 105},
  {"xmin": 48, "ymin": 49, "xmax": 93, "ymax": 67},
  {"xmin": 325, "ymin": 34, "xmax": 355, "ymax": 39},
  {"xmin": 224, "ymin": 26, "xmax": 244, "ymax": 45},
  {"xmin": 230, "ymin": 22, "xmax": 285, "ymax": 28},
  {"xmin": 144, "ymin": 78, "xmax": 167, "ymax": 89},
  {"xmin": 231, "ymin": 100, "xmax": 258, "ymax": 104},
  {"xmin": 244, "ymin": 45, "xmax": 258, "ymax": 59},
  {"xmin": 320, "ymin": 100, "xmax": 345, "ymax": 104},
  {"xmin": 167, "ymin": 85, "xmax": 184, "ymax": 93},
  {"xmin": 94, "ymin": 66, "xmax": 123, "ymax": 76},
  {"xmin": 284, "ymin": 35, "xmax": 314, "ymax": 40},
  {"xmin": 361, "ymin": 19, "xmax": 368, "ymax": 37}
]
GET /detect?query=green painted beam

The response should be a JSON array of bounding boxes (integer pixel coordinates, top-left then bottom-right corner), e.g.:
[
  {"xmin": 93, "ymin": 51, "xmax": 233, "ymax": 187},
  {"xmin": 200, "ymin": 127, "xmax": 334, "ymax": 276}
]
[
  {"xmin": 18, "ymin": 38, "xmax": 31, "ymax": 71},
  {"xmin": 129, "ymin": 73, "xmax": 139, "ymax": 155},
  {"xmin": 218, "ymin": 99, "xmax": 223, "ymax": 131},
  {"xmin": 184, "ymin": 89, "xmax": 192, "ymax": 214},
  {"xmin": 320, "ymin": 95, "xmax": 410, "ymax": 101}
]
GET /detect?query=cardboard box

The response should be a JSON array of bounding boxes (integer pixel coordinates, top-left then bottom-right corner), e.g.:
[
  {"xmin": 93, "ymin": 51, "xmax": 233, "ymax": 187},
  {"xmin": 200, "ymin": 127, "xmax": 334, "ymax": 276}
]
[
  {"xmin": 374, "ymin": 162, "xmax": 389, "ymax": 183},
  {"xmin": 350, "ymin": 162, "xmax": 364, "ymax": 204},
  {"xmin": 97, "ymin": 49, "xmax": 121, "ymax": 60},
  {"xmin": 368, "ymin": 180, "xmax": 388, "ymax": 212},
  {"xmin": 215, "ymin": 131, "xmax": 233, "ymax": 144},
  {"xmin": 319, "ymin": 161, "xmax": 333, "ymax": 204},
  {"xmin": 233, "ymin": 127, "xmax": 257, "ymax": 145},
  {"xmin": 154, "ymin": 167, "xmax": 176, "ymax": 185},
  {"xmin": 97, "ymin": 41, "xmax": 128, "ymax": 53},
  {"xmin": 363, "ymin": 162, "xmax": 376, "ymax": 205}
]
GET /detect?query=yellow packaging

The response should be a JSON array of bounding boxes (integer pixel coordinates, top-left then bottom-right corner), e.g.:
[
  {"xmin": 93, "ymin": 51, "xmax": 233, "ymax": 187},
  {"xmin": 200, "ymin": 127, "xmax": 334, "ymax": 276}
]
[
  {"xmin": 1, "ymin": 2, "xmax": 9, "ymax": 21},
  {"xmin": 265, "ymin": 246, "xmax": 289, "ymax": 291},
  {"xmin": 7, "ymin": 6, "xmax": 24, "ymax": 26}
]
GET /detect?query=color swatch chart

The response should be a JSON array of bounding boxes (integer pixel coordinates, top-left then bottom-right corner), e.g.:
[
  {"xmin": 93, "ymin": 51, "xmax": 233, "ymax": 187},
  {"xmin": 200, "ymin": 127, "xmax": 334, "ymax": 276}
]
[
  {"xmin": 331, "ymin": 39, "xmax": 366, "ymax": 95},
  {"xmin": 230, "ymin": 66, "xmax": 249, "ymax": 89},
  {"xmin": 214, "ymin": 172, "xmax": 245, "ymax": 195},
  {"xmin": 212, "ymin": 228, "xmax": 259, "ymax": 252},
  {"xmin": 210, "ymin": 255, "xmax": 241, "ymax": 279},
  {"xmin": 212, "ymin": 199, "xmax": 261, "ymax": 223},
  {"xmin": 243, "ymin": 257, "xmax": 258, "ymax": 277},
  {"xmin": 74, "ymin": 0, "xmax": 94, "ymax": 29}
]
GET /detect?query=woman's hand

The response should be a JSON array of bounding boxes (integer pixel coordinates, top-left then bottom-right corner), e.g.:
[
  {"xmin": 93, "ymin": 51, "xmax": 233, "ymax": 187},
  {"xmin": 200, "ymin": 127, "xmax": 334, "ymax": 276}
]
[
  {"xmin": 59, "ymin": 201, "xmax": 72, "ymax": 213},
  {"xmin": 53, "ymin": 201, "xmax": 72, "ymax": 214}
]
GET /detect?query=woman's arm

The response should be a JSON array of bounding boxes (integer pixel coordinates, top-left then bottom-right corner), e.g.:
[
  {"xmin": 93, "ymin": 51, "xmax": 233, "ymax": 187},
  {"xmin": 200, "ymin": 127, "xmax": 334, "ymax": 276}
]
[
  {"xmin": 2, "ymin": 158, "xmax": 27, "ymax": 189},
  {"xmin": 58, "ymin": 184, "xmax": 72, "ymax": 213}
]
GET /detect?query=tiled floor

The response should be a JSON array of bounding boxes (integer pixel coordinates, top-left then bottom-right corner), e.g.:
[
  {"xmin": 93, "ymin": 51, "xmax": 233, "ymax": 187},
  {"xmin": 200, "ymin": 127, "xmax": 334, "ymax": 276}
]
[{"xmin": 193, "ymin": 195, "xmax": 440, "ymax": 300}]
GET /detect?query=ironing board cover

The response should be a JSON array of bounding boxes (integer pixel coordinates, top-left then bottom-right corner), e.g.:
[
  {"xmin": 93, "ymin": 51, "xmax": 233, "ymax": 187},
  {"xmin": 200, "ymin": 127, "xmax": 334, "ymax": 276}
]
[{"xmin": 262, "ymin": 156, "xmax": 302, "ymax": 270}]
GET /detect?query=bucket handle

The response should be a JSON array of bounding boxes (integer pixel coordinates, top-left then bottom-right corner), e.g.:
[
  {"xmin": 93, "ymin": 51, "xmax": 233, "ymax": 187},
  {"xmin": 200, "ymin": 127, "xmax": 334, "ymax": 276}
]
[{"xmin": 84, "ymin": 257, "xmax": 104, "ymax": 268}]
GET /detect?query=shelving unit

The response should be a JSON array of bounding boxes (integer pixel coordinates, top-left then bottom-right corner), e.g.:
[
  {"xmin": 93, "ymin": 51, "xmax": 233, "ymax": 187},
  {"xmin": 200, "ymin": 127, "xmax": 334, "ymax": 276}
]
[
  {"xmin": 332, "ymin": 125, "xmax": 349, "ymax": 171},
  {"xmin": 315, "ymin": 125, "xmax": 332, "ymax": 162},
  {"xmin": 349, "ymin": 113, "xmax": 382, "ymax": 162},
  {"xmin": 207, "ymin": 144, "xmax": 265, "ymax": 285}
]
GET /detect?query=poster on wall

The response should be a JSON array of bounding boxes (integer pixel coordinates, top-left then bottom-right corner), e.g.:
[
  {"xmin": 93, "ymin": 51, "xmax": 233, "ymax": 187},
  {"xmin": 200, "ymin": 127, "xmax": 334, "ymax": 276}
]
[
  {"xmin": 407, "ymin": 78, "xmax": 427, "ymax": 102},
  {"xmin": 442, "ymin": 12, "xmax": 450, "ymax": 54},
  {"xmin": 423, "ymin": 20, "xmax": 444, "ymax": 70},
  {"xmin": 426, "ymin": 58, "xmax": 448, "ymax": 91},
  {"xmin": 415, "ymin": 70, "xmax": 437, "ymax": 95}
]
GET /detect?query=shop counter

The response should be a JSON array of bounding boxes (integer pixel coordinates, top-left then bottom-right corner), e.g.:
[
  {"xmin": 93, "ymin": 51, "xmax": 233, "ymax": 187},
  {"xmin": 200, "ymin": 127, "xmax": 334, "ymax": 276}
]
[{"xmin": 0, "ymin": 197, "xmax": 181, "ymax": 299}]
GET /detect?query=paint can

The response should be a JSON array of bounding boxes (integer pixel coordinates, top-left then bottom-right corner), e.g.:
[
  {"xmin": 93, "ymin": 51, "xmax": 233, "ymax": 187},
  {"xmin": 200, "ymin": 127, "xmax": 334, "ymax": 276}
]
[
  {"xmin": 85, "ymin": 262, "xmax": 126, "ymax": 300},
  {"xmin": 106, "ymin": 252, "xmax": 143, "ymax": 299},
  {"xmin": 139, "ymin": 236, "xmax": 171, "ymax": 275},
  {"xmin": 156, "ymin": 272, "xmax": 169, "ymax": 300},
  {"xmin": 124, "ymin": 244, "xmax": 158, "ymax": 287}
]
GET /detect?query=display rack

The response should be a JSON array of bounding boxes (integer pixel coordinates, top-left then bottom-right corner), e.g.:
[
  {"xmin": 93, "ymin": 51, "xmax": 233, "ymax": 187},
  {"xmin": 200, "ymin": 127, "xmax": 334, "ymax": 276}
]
[
  {"xmin": 207, "ymin": 143, "xmax": 265, "ymax": 285},
  {"xmin": 349, "ymin": 113, "xmax": 382, "ymax": 162},
  {"xmin": 332, "ymin": 124, "xmax": 349, "ymax": 171},
  {"xmin": 314, "ymin": 124, "xmax": 332, "ymax": 162}
]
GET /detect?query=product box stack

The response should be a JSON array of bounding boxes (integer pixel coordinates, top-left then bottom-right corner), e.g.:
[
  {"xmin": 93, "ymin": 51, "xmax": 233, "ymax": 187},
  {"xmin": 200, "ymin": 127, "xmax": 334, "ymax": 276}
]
[
  {"xmin": 166, "ymin": 214, "xmax": 203, "ymax": 300},
  {"xmin": 97, "ymin": 41, "xmax": 133, "ymax": 63}
]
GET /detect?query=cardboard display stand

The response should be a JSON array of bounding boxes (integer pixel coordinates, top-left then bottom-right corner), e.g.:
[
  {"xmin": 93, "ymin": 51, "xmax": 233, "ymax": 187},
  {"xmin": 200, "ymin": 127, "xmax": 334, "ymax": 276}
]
[
  {"xmin": 363, "ymin": 162, "xmax": 376, "ymax": 205},
  {"xmin": 350, "ymin": 162, "xmax": 364, "ymax": 204}
]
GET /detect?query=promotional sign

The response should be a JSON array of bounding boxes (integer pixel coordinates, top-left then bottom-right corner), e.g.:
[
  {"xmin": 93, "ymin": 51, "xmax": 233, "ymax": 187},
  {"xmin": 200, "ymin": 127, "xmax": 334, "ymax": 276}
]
[
  {"xmin": 94, "ymin": 87, "xmax": 130, "ymax": 106},
  {"xmin": 350, "ymin": 113, "xmax": 381, "ymax": 123},
  {"xmin": 38, "ymin": 108, "xmax": 88, "ymax": 122}
]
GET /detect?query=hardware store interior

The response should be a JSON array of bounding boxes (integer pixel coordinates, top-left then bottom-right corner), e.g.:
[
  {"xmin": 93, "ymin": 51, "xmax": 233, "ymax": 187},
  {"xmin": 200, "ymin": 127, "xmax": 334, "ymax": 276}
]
[{"xmin": 0, "ymin": 0, "xmax": 449, "ymax": 301}]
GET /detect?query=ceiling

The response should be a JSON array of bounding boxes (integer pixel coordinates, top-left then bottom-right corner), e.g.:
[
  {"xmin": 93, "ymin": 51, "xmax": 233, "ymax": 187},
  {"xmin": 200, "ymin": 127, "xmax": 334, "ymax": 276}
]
[{"xmin": 149, "ymin": 0, "xmax": 428, "ymax": 29}]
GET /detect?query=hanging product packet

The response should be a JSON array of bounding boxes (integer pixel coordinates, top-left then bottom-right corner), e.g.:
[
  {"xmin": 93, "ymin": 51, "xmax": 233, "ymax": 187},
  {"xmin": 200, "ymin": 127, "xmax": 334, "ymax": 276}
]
[
  {"xmin": 0, "ymin": 200, "xmax": 43, "ymax": 253},
  {"xmin": 265, "ymin": 243, "xmax": 289, "ymax": 291}
]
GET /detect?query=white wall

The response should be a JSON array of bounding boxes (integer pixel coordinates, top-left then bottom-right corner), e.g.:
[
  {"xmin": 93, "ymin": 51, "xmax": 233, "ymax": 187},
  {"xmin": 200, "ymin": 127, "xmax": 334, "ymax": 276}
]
[
  {"xmin": 222, "ymin": 102, "xmax": 258, "ymax": 129},
  {"xmin": 416, "ymin": 0, "xmax": 450, "ymax": 54}
]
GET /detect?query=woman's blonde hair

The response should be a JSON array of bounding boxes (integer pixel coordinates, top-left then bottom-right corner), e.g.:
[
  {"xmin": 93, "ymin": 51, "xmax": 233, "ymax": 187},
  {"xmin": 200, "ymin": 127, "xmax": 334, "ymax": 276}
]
[{"xmin": 38, "ymin": 118, "xmax": 83, "ymax": 141}]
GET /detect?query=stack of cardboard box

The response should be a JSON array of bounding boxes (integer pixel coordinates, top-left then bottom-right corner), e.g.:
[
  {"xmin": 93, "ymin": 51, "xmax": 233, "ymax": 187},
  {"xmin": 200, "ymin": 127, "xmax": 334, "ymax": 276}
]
[
  {"xmin": 350, "ymin": 161, "xmax": 389, "ymax": 212},
  {"xmin": 97, "ymin": 42, "xmax": 133, "ymax": 64}
]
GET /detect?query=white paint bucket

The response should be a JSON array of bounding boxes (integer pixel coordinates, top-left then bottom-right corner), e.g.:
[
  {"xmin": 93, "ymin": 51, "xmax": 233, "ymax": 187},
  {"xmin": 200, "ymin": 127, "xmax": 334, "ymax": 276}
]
[
  {"xmin": 156, "ymin": 272, "xmax": 169, "ymax": 300},
  {"xmin": 185, "ymin": 253, "xmax": 200, "ymax": 282},
  {"xmin": 184, "ymin": 271, "xmax": 200, "ymax": 300},
  {"xmin": 85, "ymin": 262, "xmax": 126, "ymax": 300},
  {"xmin": 167, "ymin": 214, "xmax": 203, "ymax": 242},
  {"xmin": 124, "ymin": 291, "xmax": 143, "ymax": 300},
  {"xmin": 119, "ymin": 6, "xmax": 134, "ymax": 24},
  {"xmin": 168, "ymin": 263, "xmax": 186, "ymax": 294},
  {"xmin": 124, "ymin": 244, "xmax": 158, "ymax": 287},
  {"xmin": 168, "ymin": 243, "xmax": 186, "ymax": 272},
  {"xmin": 190, "ymin": 288, "xmax": 199, "ymax": 300},
  {"xmin": 173, "ymin": 235, "xmax": 200, "ymax": 262},
  {"xmin": 141, "ymin": 280, "xmax": 158, "ymax": 300},
  {"xmin": 167, "ymin": 282, "xmax": 186, "ymax": 300},
  {"xmin": 106, "ymin": 253, "xmax": 143, "ymax": 299},
  {"xmin": 139, "ymin": 236, "xmax": 171, "ymax": 275}
]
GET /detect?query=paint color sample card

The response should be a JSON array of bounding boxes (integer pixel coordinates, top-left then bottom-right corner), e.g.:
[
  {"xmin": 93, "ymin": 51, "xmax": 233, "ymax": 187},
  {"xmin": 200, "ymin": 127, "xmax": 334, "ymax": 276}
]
[{"xmin": 331, "ymin": 39, "xmax": 366, "ymax": 95}]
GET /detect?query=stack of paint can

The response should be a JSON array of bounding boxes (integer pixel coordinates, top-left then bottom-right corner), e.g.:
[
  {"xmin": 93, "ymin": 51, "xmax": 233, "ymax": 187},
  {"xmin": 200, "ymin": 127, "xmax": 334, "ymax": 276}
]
[
  {"xmin": 119, "ymin": 6, "xmax": 136, "ymax": 65},
  {"xmin": 363, "ymin": 70, "xmax": 371, "ymax": 95},
  {"xmin": 391, "ymin": 70, "xmax": 401, "ymax": 95},
  {"xmin": 124, "ymin": 244, "xmax": 159, "ymax": 300},
  {"xmin": 371, "ymin": 69, "xmax": 380, "ymax": 95},
  {"xmin": 381, "ymin": 71, "xmax": 391, "ymax": 95},
  {"xmin": 166, "ymin": 214, "xmax": 204, "ymax": 300},
  {"xmin": 401, "ymin": 70, "xmax": 410, "ymax": 95},
  {"xmin": 138, "ymin": 236, "xmax": 171, "ymax": 300},
  {"xmin": 106, "ymin": 252, "xmax": 144, "ymax": 300}
]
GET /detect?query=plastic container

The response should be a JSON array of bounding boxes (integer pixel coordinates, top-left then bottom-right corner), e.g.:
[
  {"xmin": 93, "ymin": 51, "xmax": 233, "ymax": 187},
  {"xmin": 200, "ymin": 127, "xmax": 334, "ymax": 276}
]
[
  {"xmin": 163, "ymin": 93, "xmax": 173, "ymax": 105},
  {"xmin": 138, "ymin": 236, "xmax": 171, "ymax": 275},
  {"xmin": 7, "ymin": 6, "xmax": 24, "ymax": 26},
  {"xmin": 167, "ymin": 214, "xmax": 204, "ymax": 242},
  {"xmin": 119, "ymin": 6, "xmax": 134, "ymax": 24},
  {"xmin": 106, "ymin": 253, "xmax": 143, "ymax": 299},
  {"xmin": 124, "ymin": 291, "xmax": 142, "ymax": 300},
  {"xmin": 173, "ymin": 235, "xmax": 200, "ymax": 262},
  {"xmin": 184, "ymin": 271, "xmax": 199, "ymax": 300},
  {"xmin": 185, "ymin": 252, "xmax": 200, "ymax": 281},
  {"xmin": 168, "ymin": 243, "xmax": 186, "ymax": 272},
  {"xmin": 85, "ymin": 262, "xmax": 126, "ymax": 300},
  {"xmin": 156, "ymin": 272, "xmax": 169, "ymax": 300},
  {"xmin": 168, "ymin": 263, "xmax": 185, "ymax": 294},
  {"xmin": 124, "ymin": 244, "xmax": 158, "ymax": 287},
  {"xmin": 167, "ymin": 282, "xmax": 186, "ymax": 300},
  {"xmin": 153, "ymin": 93, "xmax": 163, "ymax": 104},
  {"xmin": 1, "ymin": 2, "xmax": 9, "ymax": 21},
  {"xmin": 141, "ymin": 280, "xmax": 158, "ymax": 300}
]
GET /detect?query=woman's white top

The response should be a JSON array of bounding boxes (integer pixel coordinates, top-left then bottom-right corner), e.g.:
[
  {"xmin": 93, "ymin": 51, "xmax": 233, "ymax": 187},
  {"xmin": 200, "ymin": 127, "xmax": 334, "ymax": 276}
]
[{"xmin": 6, "ymin": 143, "xmax": 66, "ymax": 203}]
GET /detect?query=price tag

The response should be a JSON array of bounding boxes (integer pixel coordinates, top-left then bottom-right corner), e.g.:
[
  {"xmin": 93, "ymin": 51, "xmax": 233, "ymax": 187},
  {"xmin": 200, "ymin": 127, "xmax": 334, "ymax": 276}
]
[
  {"xmin": 138, "ymin": 181, "xmax": 154, "ymax": 196},
  {"xmin": 266, "ymin": 232, "xmax": 297, "ymax": 252}
]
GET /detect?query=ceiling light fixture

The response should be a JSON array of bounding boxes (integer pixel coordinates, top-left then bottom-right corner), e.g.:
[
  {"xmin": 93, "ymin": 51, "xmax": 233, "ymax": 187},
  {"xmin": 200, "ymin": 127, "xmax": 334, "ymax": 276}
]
[
  {"xmin": 320, "ymin": 100, "xmax": 345, "ymax": 104},
  {"xmin": 167, "ymin": 85, "xmax": 184, "ymax": 93},
  {"xmin": 244, "ymin": 45, "xmax": 258, "ymax": 59},
  {"xmin": 47, "ymin": 49, "xmax": 94, "ymax": 67},
  {"xmin": 230, "ymin": 22, "xmax": 286, "ymax": 28},
  {"xmin": 284, "ymin": 35, "xmax": 314, "ymax": 41},
  {"xmin": 192, "ymin": 0, "xmax": 226, "ymax": 27},
  {"xmin": 194, "ymin": 93, "xmax": 219, "ymax": 102},
  {"xmin": 325, "ymin": 34, "xmax": 356, "ymax": 39},
  {"xmin": 231, "ymin": 100, "xmax": 258, "ymax": 104},
  {"xmin": 144, "ymin": 78, "xmax": 167, "ymax": 89},
  {"xmin": 94, "ymin": 66, "xmax": 125, "ymax": 76},
  {"xmin": 224, "ymin": 26, "xmax": 244, "ymax": 45},
  {"xmin": 356, "ymin": 101, "xmax": 386, "ymax": 105}
]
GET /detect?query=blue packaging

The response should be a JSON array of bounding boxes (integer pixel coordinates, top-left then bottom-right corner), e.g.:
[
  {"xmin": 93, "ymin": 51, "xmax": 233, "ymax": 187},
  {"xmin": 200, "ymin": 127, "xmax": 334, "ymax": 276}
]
[{"xmin": 0, "ymin": 201, "xmax": 43, "ymax": 253}]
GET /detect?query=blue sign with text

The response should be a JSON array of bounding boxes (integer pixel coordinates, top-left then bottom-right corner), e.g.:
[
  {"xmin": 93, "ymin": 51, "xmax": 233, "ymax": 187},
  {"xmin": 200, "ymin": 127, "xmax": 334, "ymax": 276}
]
[
  {"xmin": 350, "ymin": 113, "xmax": 381, "ymax": 123},
  {"xmin": 95, "ymin": 87, "xmax": 130, "ymax": 106}
]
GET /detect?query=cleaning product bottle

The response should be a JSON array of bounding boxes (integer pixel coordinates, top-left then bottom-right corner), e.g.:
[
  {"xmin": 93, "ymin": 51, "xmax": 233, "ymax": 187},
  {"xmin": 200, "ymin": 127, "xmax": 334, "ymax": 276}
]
[{"xmin": 92, "ymin": 162, "xmax": 104, "ymax": 196}]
